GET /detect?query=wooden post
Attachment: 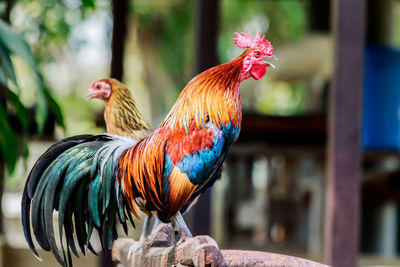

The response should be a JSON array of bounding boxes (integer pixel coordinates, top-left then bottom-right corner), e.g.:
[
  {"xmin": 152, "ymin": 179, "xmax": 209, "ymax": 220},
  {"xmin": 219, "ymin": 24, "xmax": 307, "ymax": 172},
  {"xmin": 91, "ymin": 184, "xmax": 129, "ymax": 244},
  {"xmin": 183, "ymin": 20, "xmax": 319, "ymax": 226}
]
[
  {"xmin": 367, "ymin": 0, "xmax": 394, "ymax": 45},
  {"xmin": 309, "ymin": 0, "xmax": 331, "ymax": 33},
  {"xmin": 324, "ymin": 0, "xmax": 365, "ymax": 266},
  {"xmin": 191, "ymin": 0, "xmax": 220, "ymax": 236},
  {"xmin": 193, "ymin": 0, "xmax": 219, "ymax": 74},
  {"xmin": 110, "ymin": 0, "xmax": 129, "ymax": 81},
  {"xmin": 102, "ymin": 0, "xmax": 129, "ymax": 266}
]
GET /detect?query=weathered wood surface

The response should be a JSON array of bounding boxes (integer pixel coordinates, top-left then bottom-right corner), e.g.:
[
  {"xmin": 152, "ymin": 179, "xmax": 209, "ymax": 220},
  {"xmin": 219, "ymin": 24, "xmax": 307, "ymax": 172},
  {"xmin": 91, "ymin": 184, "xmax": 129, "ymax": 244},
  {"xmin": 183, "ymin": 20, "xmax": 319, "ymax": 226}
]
[{"xmin": 112, "ymin": 224, "xmax": 329, "ymax": 267}]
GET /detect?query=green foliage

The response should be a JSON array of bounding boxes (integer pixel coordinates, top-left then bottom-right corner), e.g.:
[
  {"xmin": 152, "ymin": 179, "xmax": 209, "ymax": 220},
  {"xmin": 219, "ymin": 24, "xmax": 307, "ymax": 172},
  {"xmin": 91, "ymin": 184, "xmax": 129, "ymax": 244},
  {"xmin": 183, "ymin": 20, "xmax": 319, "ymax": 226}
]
[
  {"xmin": 0, "ymin": 19, "xmax": 64, "ymax": 173},
  {"xmin": 7, "ymin": 88, "xmax": 29, "ymax": 159},
  {"xmin": 219, "ymin": 0, "xmax": 307, "ymax": 62},
  {"xmin": 218, "ymin": 0, "xmax": 308, "ymax": 116},
  {"xmin": 255, "ymin": 81, "xmax": 308, "ymax": 116},
  {"xmin": 15, "ymin": 0, "xmax": 98, "ymax": 64},
  {"xmin": 0, "ymin": 19, "xmax": 38, "ymax": 74},
  {"xmin": 134, "ymin": 0, "xmax": 306, "ymax": 91},
  {"xmin": 0, "ymin": 105, "xmax": 18, "ymax": 174},
  {"xmin": 81, "ymin": 0, "xmax": 96, "ymax": 8},
  {"xmin": 157, "ymin": 2, "xmax": 194, "ymax": 90},
  {"xmin": 134, "ymin": 1, "xmax": 194, "ymax": 91}
]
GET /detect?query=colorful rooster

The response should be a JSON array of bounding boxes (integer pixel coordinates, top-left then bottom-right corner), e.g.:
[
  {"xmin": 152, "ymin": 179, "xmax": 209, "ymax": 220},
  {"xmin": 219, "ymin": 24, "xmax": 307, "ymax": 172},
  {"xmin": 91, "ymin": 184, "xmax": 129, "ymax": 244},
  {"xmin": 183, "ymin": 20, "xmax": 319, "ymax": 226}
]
[{"xmin": 21, "ymin": 30, "xmax": 275, "ymax": 266}]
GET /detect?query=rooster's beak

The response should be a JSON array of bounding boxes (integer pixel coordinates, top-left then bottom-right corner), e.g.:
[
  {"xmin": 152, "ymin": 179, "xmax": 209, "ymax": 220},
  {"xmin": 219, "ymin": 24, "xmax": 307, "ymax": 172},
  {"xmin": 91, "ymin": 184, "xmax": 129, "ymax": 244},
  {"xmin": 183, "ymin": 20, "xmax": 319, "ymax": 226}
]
[
  {"xmin": 264, "ymin": 54, "xmax": 278, "ymax": 69},
  {"xmin": 268, "ymin": 54, "xmax": 278, "ymax": 61}
]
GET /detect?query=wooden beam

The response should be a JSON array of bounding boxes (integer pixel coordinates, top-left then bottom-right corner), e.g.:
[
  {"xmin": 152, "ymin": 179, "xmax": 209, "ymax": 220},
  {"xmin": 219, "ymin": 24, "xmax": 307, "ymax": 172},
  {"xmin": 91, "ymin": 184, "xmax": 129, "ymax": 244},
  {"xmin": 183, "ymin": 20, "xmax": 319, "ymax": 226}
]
[
  {"xmin": 191, "ymin": 0, "xmax": 220, "ymax": 236},
  {"xmin": 238, "ymin": 113, "xmax": 326, "ymax": 146},
  {"xmin": 324, "ymin": 0, "xmax": 365, "ymax": 266}
]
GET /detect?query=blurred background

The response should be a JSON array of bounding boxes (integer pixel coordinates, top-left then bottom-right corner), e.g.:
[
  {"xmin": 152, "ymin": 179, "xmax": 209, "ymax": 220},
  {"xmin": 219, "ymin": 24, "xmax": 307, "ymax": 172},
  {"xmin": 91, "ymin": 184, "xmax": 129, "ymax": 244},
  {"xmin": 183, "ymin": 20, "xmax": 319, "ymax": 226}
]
[{"xmin": 0, "ymin": 0, "xmax": 399, "ymax": 266}]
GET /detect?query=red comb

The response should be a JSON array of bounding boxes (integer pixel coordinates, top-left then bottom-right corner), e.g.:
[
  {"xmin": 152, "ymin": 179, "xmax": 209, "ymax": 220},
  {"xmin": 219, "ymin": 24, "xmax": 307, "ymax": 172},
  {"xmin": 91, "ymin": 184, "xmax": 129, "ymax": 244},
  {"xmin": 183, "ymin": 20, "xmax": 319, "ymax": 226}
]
[{"xmin": 234, "ymin": 29, "xmax": 273, "ymax": 55}]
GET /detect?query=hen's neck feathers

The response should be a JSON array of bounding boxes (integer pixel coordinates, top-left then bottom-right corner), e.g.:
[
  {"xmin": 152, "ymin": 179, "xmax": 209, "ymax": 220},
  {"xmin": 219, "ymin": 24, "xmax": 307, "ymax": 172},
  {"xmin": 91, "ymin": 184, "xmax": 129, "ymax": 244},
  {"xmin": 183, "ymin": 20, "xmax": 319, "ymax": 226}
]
[
  {"xmin": 164, "ymin": 52, "xmax": 248, "ymax": 130},
  {"xmin": 105, "ymin": 87, "xmax": 151, "ymax": 139}
]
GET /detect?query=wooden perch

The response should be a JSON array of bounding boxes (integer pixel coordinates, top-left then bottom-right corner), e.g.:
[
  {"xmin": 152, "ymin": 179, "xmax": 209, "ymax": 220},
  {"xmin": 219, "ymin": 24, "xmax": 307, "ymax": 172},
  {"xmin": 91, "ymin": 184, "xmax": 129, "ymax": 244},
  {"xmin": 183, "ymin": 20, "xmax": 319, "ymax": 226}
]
[{"xmin": 112, "ymin": 223, "xmax": 329, "ymax": 267}]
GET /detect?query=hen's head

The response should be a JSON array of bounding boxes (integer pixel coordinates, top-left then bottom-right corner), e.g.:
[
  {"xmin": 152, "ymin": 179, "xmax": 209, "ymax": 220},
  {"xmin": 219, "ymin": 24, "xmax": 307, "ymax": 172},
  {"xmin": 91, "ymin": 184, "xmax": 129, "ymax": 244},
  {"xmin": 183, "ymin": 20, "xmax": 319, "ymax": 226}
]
[
  {"xmin": 87, "ymin": 79, "xmax": 114, "ymax": 101},
  {"xmin": 234, "ymin": 29, "xmax": 276, "ymax": 81}
]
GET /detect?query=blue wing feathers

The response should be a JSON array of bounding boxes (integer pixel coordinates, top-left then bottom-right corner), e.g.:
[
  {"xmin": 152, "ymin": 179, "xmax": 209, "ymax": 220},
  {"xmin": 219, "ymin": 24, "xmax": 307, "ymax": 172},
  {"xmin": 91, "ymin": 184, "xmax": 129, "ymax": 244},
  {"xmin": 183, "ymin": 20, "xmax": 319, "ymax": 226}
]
[
  {"xmin": 167, "ymin": 123, "xmax": 225, "ymax": 185},
  {"xmin": 177, "ymin": 122, "xmax": 240, "ymax": 213},
  {"xmin": 175, "ymin": 135, "xmax": 224, "ymax": 185}
]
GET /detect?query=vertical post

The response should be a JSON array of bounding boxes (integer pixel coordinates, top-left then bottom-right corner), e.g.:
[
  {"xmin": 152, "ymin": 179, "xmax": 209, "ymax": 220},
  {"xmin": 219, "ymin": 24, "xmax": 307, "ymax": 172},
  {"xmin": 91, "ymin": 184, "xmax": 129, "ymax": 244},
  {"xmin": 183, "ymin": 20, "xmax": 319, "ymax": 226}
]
[
  {"xmin": 324, "ymin": 0, "xmax": 365, "ymax": 266},
  {"xmin": 309, "ymin": 0, "xmax": 331, "ymax": 33},
  {"xmin": 193, "ymin": 0, "xmax": 219, "ymax": 74},
  {"xmin": 110, "ymin": 0, "xmax": 129, "ymax": 81},
  {"xmin": 191, "ymin": 0, "xmax": 220, "ymax": 236},
  {"xmin": 101, "ymin": 0, "xmax": 129, "ymax": 266},
  {"xmin": 367, "ymin": 0, "xmax": 394, "ymax": 45}
]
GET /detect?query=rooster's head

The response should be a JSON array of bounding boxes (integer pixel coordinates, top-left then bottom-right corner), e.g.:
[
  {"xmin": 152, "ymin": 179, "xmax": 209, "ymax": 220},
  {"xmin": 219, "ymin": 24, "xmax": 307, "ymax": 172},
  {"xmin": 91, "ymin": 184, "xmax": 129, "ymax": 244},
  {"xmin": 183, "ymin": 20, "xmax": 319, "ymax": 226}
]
[{"xmin": 234, "ymin": 29, "xmax": 276, "ymax": 81}]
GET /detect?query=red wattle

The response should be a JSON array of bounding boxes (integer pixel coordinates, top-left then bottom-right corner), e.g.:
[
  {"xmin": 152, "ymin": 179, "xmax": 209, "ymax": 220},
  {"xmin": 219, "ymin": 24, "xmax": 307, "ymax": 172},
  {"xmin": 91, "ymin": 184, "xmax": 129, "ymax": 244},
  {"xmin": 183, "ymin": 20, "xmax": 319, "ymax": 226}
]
[{"xmin": 251, "ymin": 63, "xmax": 267, "ymax": 80}]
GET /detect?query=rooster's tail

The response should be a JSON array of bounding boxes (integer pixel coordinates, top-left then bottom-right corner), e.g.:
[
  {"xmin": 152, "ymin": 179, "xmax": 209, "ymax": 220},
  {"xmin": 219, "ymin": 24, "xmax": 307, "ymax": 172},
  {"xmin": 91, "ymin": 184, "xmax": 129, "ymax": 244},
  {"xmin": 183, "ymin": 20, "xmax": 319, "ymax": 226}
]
[{"xmin": 21, "ymin": 134, "xmax": 137, "ymax": 266}]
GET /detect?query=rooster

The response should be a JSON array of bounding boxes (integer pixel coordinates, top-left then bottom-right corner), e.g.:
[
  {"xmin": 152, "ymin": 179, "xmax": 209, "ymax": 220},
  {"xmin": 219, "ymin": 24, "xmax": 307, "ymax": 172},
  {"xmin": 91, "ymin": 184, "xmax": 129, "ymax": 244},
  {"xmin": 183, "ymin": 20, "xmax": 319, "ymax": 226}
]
[{"xmin": 21, "ymin": 30, "xmax": 275, "ymax": 266}]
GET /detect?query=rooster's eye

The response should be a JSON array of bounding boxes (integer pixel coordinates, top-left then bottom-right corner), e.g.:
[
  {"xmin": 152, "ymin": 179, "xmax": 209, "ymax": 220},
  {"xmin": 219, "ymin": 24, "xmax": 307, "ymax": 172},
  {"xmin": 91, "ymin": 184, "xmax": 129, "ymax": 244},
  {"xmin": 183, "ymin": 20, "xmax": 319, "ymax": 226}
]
[
  {"xmin": 254, "ymin": 52, "xmax": 260, "ymax": 57},
  {"xmin": 96, "ymin": 84, "xmax": 101, "ymax": 89}
]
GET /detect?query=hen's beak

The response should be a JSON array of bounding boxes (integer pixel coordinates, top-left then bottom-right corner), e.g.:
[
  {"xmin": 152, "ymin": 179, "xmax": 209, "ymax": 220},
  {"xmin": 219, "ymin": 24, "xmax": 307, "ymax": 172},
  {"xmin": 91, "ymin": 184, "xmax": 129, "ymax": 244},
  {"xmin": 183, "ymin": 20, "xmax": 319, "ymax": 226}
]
[
  {"xmin": 86, "ymin": 92, "xmax": 94, "ymax": 100},
  {"xmin": 86, "ymin": 85, "xmax": 96, "ymax": 100},
  {"xmin": 86, "ymin": 82, "xmax": 99, "ymax": 99}
]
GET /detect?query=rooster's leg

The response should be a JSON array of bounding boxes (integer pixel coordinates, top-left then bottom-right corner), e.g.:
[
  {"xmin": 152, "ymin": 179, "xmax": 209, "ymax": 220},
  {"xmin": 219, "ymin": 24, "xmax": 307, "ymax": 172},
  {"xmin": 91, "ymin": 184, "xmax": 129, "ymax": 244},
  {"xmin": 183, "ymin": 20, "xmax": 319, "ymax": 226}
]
[
  {"xmin": 171, "ymin": 212, "xmax": 192, "ymax": 245},
  {"xmin": 151, "ymin": 216, "xmax": 161, "ymax": 232},
  {"xmin": 140, "ymin": 214, "xmax": 154, "ymax": 242},
  {"xmin": 139, "ymin": 213, "xmax": 163, "ymax": 242}
]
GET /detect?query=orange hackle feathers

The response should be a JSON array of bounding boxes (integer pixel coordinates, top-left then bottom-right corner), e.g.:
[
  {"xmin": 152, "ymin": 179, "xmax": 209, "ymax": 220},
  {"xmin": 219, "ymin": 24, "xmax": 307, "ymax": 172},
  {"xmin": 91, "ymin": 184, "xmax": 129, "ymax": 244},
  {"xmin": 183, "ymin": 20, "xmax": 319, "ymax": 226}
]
[{"xmin": 163, "ymin": 51, "xmax": 245, "ymax": 132}]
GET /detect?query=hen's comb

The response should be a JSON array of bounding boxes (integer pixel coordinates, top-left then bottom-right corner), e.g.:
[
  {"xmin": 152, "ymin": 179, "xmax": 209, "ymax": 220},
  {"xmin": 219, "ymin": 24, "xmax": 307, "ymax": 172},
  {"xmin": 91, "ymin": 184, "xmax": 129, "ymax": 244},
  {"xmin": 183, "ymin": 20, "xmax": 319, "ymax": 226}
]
[{"xmin": 234, "ymin": 29, "xmax": 273, "ymax": 55}]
